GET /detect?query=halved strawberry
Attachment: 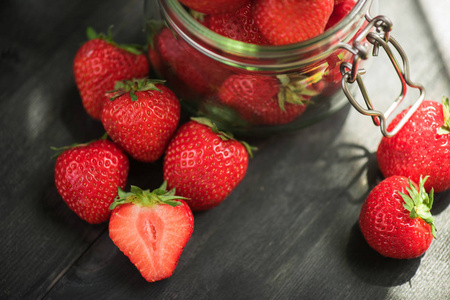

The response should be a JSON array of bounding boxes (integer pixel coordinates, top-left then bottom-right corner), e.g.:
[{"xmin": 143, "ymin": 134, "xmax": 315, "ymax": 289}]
[{"xmin": 109, "ymin": 183, "xmax": 194, "ymax": 282}]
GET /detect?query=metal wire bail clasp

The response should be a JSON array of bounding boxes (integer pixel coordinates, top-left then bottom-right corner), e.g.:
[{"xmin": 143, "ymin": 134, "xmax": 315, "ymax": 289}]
[{"xmin": 339, "ymin": 14, "xmax": 425, "ymax": 137}]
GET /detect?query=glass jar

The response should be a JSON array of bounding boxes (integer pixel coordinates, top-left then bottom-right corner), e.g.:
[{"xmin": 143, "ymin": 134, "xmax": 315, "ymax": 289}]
[{"xmin": 144, "ymin": 0, "xmax": 377, "ymax": 136}]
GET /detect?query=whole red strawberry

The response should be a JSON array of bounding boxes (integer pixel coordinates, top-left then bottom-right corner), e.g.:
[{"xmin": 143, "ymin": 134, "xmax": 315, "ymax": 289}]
[
  {"xmin": 163, "ymin": 118, "xmax": 251, "ymax": 211},
  {"xmin": 218, "ymin": 74, "xmax": 312, "ymax": 125},
  {"xmin": 151, "ymin": 28, "xmax": 231, "ymax": 99},
  {"xmin": 377, "ymin": 98, "xmax": 450, "ymax": 193},
  {"xmin": 178, "ymin": 0, "xmax": 250, "ymax": 14},
  {"xmin": 148, "ymin": 28, "xmax": 190, "ymax": 95},
  {"xmin": 74, "ymin": 27, "xmax": 149, "ymax": 120},
  {"xmin": 101, "ymin": 78, "xmax": 181, "ymax": 163},
  {"xmin": 109, "ymin": 183, "xmax": 194, "ymax": 282},
  {"xmin": 53, "ymin": 137, "xmax": 129, "ymax": 224},
  {"xmin": 252, "ymin": 0, "xmax": 334, "ymax": 45},
  {"xmin": 201, "ymin": 3, "xmax": 271, "ymax": 45},
  {"xmin": 359, "ymin": 176, "xmax": 436, "ymax": 259},
  {"xmin": 325, "ymin": 0, "xmax": 356, "ymax": 30}
]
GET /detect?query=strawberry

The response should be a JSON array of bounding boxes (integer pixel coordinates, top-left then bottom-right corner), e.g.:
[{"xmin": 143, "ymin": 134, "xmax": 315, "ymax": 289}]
[
  {"xmin": 325, "ymin": 0, "xmax": 356, "ymax": 30},
  {"xmin": 151, "ymin": 27, "xmax": 231, "ymax": 99},
  {"xmin": 163, "ymin": 118, "xmax": 251, "ymax": 211},
  {"xmin": 252, "ymin": 0, "xmax": 334, "ymax": 45},
  {"xmin": 73, "ymin": 27, "xmax": 149, "ymax": 120},
  {"xmin": 359, "ymin": 176, "xmax": 436, "ymax": 259},
  {"xmin": 53, "ymin": 137, "xmax": 129, "ymax": 224},
  {"xmin": 101, "ymin": 78, "xmax": 181, "ymax": 163},
  {"xmin": 319, "ymin": 50, "xmax": 352, "ymax": 97},
  {"xmin": 201, "ymin": 3, "xmax": 271, "ymax": 45},
  {"xmin": 218, "ymin": 74, "xmax": 314, "ymax": 125},
  {"xmin": 377, "ymin": 98, "xmax": 450, "ymax": 193},
  {"xmin": 178, "ymin": 0, "xmax": 250, "ymax": 15},
  {"xmin": 109, "ymin": 183, "xmax": 194, "ymax": 282},
  {"xmin": 148, "ymin": 28, "xmax": 188, "ymax": 93}
]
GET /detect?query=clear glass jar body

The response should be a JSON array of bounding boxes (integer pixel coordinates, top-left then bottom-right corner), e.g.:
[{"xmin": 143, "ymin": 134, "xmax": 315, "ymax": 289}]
[{"xmin": 145, "ymin": 0, "xmax": 376, "ymax": 136}]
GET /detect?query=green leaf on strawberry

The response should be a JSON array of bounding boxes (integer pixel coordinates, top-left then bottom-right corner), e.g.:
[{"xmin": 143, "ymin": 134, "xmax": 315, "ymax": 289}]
[
  {"xmin": 399, "ymin": 176, "xmax": 436, "ymax": 238},
  {"xmin": 51, "ymin": 132, "xmax": 108, "ymax": 158},
  {"xmin": 276, "ymin": 74, "xmax": 323, "ymax": 111},
  {"xmin": 218, "ymin": 74, "xmax": 309, "ymax": 125},
  {"xmin": 108, "ymin": 182, "xmax": 193, "ymax": 282},
  {"xmin": 146, "ymin": 20, "xmax": 168, "ymax": 49},
  {"xmin": 359, "ymin": 176, "xmax": 436, "ymax": 259},
  {"xmin": 110, "ymin": 181, "xmax": 187, "ymax": 210},
  {"xmin": 106, "ymin": 78, "xmax": 166, "ymax": 101},
  {"xmin": 101, "ymin": 79, "xmax": 180, "ymax": 163},
  {"xmin": 86, "ymin": 26, "xmax": 144, "ymax": 55},
  {"xmin": 438, "ymin": 96, "xmax": 450, "ymax": 135}
]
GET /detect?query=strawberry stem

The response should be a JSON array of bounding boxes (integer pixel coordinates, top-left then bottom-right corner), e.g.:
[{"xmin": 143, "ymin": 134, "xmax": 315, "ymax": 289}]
[
  {"xmin": 276, "ymin": 73, "xmax": 323, "ymax": 111},
  {"xmin": 189, "ymin": 9, "xmax": 205, "ymax": 22},
  {"xmin": 109, "ymin": 182, "xmax": 187, "ymax": 210},
  {"xmin": 50, "ymin": 132, "xmax": 108, "ymax": 159},
  {"xmin": 106, "ymin": 78, "xmax": 166, "ymax": 101},
  {"xmin": 86, "ymin": 26, "xmax": 144, "ymax": 55},
  {"xmin": 399, "ymin": 176, "xmax": 436, "ymax": 238},
  {"xmin": 146, "ymin": 20, "xmax": 167, "ymax": 49}
]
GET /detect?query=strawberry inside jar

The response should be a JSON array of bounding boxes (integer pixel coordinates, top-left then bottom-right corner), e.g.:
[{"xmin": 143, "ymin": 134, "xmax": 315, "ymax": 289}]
[{"xmin": 145, "ymin": 0, "xmax": 376, "ymax": 136}]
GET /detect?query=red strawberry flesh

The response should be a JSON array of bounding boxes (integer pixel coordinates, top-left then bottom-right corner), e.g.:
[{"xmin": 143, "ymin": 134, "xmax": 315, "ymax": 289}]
[{"xmin": 109, "ymin": 201, "xmax": 193, "ymax": 281}]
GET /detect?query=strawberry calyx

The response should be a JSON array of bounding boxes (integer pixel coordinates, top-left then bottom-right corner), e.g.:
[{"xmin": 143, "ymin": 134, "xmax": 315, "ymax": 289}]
[
  {"xmin": 189, "ymin": 9, "xmax": 206, "ymax": 23},
  {"xmin": 191, "ymin": 117, "xmax": 257, "ymax": 158},
  {"xmin": 109, "ymin": 181, "xmax": 187, "ymax": 210},
  {"xmin": 106, "ymin": 78, "xmax": 166, "ymax": 101},
  {"xmin": 438, "ymin": 96, "xmax": 450, "ymax": 135},
  {"xmin": 399, "ymin": 176, "xmax": 437, "ymax": 238},
  {"xmin": 50, "ymin": 132, "xmax": 108, "ymax": 159},
  {"xmin": 86, "ymin": 26, "xmax": 144, "ymax": 55},
  {"xmin": 146, "ymin": 20, "xmax": 167, "ymax": 49},
  {"xmin": 276, "ymin": 74, "xmax": 322, "ymax": 111}
]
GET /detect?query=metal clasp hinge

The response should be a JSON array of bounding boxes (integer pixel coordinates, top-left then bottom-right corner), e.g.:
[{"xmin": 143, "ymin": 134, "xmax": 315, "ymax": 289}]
[{"xmin": 339, "ymin": 14, "xmax": 425, "ymax": 137}]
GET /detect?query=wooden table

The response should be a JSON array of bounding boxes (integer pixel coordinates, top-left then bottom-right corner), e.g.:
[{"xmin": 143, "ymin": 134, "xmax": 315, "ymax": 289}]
[{"xmin": 2, "ymin": 0, "xmax": 449, "ymax": 299}]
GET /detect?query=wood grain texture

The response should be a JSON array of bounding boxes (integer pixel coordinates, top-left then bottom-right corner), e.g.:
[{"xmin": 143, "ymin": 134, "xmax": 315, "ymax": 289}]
[
  {"xmin": 417, "ymin": 0, "xmax": 450, "ymax": 79},
  {"xmin": 1, "ymin": 0, "xmax": 449, "ymax": 299}
]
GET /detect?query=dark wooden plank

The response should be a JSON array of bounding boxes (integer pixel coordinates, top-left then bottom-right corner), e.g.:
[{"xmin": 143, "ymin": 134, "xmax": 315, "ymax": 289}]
[
  {"xmin": 45, "ymin": 0, "xmax": 450, "ymax": 298},
  {"xmin": 417, "ymin": 0, "xmax": 450, "ymax": 79},
  {"xmin": 2, "ymin": 0, "xmax": 450, "ymax": 299},
  {"xmin": 0, "ymin": 0, "xmax": 147, "ymax": 299}
]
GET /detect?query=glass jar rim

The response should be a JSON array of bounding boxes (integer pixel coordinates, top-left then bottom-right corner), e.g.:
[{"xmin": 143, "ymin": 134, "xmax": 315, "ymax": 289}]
[{"xmin": 160, "ymin": 0, "xmax": 373, "ymax": 71}]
